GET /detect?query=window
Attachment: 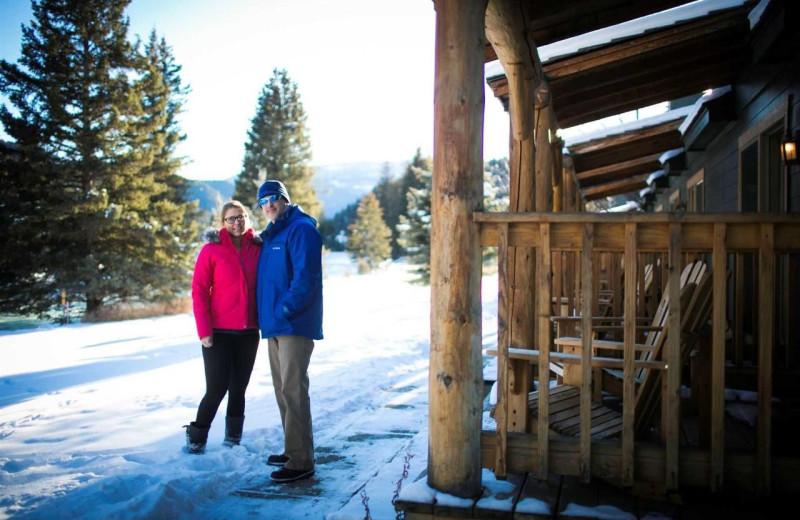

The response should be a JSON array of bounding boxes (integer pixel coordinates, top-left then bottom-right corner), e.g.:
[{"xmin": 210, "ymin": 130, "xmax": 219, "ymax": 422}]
[
  {"xmin": 669, "ymin": 189, "xmax": 681, "ymax": 211},
  {"xmin": 738, "ymin": 100, "xmax": 787, "ymax": 212},
  {"xmin": 686, "ymin": 169, "xmax": 704, "ymax": 212}
]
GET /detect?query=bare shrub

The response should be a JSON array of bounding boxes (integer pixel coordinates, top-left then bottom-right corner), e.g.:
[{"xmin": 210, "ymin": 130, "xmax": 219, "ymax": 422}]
[{"xmin": 83, "ymin": 298, "xmax": 192, "ymax": 323}]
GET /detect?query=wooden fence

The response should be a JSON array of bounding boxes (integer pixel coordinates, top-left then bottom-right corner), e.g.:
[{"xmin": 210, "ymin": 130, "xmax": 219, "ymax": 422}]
[{"xmin": 475, "ymin": 212, "xmax": 800, "ymax": 495}]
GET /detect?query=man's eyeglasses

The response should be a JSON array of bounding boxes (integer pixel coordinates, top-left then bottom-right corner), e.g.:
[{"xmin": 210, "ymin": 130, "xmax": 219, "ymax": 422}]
[
  {"xmin": 258, "ymin": 194, "xmax": 283, "ymax": 207},
  {"xmin": 224, "ymin": 215, "xmax": 247, "ymax": 224}
]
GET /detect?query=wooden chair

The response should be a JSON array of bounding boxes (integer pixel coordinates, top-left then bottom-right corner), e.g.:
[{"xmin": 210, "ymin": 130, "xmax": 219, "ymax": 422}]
[{"xmin": 494, "ymin": 261, "xmax": 712, "ymax": 441}]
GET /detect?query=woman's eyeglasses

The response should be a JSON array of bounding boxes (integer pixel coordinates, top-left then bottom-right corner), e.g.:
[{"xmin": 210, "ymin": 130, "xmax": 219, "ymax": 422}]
[{"xmin": 224, "ymin": 215, "xmax": 247, "ymax": 224}]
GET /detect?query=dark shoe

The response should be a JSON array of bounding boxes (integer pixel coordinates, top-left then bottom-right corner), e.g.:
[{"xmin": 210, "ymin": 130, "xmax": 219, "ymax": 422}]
[
  {"xmin": 183, "ymin": 422, "xmax": 209, "ymax": 454},
  {"xmin": 223, "ymin": 416, "xmax": 244, "ymax": 447},
  {"xmin": 270, "ymin": 467, "xmax": 315, "ymax": 483},
  {"xmin": 267, "ymin": 454, "xmax": 289, "ymax": 467}
]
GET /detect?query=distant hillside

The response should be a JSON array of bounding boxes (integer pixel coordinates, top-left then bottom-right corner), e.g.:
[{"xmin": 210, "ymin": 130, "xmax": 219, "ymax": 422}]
[
  {"xmin": 186, "ymin": 161, "xmax": 407, "ymax": 218},
  {"xmin": 186, "ymin": 178, "xmax": 235, "ymax": 214},
  {"xmin": 314, "ymin": 161, "xmax": 405, "ymax": 217}
]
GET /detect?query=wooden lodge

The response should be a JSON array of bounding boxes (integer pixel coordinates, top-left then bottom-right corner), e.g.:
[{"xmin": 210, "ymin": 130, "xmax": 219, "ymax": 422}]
[{"xmin": 401, "ymin": 0, "xmax": 800, "ymax": 517}]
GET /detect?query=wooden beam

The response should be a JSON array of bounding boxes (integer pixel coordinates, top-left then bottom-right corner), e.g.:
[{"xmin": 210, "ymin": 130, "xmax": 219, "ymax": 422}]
[
  {"xmin": 507, "ymin": 112, "xmax": 536, "ymax": 437},
  {"xmin": 711, "ymin": 223, "xmax": 727, "ymax": 492},
  {"xmin": 537, "ymin": 223, "xmax": 552, "ymax": 479},
  {"xmin": 582, "ymin": 174, "xmax": 650, "ymax": 200},
  {"xmin": 483, "ymin": 0, "xmax": 696, "ymax": 61},
  {"xmin": 575, "ymin": 152, "xmax": 662, "ymax": 187},
  {"xmin": 496, "ymin": 223, "xmax": 510, "ymax": 478},
  {"xmin": 543, "ymin": 7, "xmax": 748, "ymax": 80},
  {"xmin": 622, "ymin": 223, "xmax": 636, "ymax": 487},
  {"xmin": 580, "ymin": 223, "xmax": 594, "ymax": 482},
  {"xmin": 555, "ymin": 57, "xmax": 743, "ymax": 128},
  {"xmin": 756, "ymin": 224, "xmax": 774, "ymax": 495},
  {"xmin": 485, "ymin": 0, "xmax": 541, "ymax": 141},
  {"xmin": 428, "ymin": 0, "xmax": 487, "ymax": 498},
  {"xmin": 568, "ymin": 120, "xmax": 683, "ymax": 171},
  {"xmin": 666, "ymin": 223, "xmax": 681, "ymax": 490}
]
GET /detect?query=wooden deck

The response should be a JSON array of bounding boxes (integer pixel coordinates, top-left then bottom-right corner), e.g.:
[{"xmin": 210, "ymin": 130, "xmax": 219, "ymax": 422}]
[{"xmin": 396, "ymin": 469, "xmax": 796, "ymax": 520}]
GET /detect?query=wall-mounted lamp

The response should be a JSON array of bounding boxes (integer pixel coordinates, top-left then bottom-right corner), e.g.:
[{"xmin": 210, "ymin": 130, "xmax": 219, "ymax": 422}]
[{"xmin": 781, "ymin": 131, "xmax": 799, "ymax": 166}]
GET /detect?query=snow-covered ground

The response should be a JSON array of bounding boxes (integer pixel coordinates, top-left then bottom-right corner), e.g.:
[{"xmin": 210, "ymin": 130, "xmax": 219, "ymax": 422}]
[{"xmin": 0, "ymin": 252, "xmax": 499, "ymax": 519}]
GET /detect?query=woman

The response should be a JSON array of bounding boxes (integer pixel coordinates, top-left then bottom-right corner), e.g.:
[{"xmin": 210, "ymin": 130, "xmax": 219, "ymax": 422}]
[{"xmin": 185, "ymin": 201, "xmax": 261, "ymax": 454}]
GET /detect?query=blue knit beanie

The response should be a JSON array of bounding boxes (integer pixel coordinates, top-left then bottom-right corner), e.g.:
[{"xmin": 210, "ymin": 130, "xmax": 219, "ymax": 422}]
[{"xmin": 257, "ymin": 180, "xmax": 291, "ymax": 205}]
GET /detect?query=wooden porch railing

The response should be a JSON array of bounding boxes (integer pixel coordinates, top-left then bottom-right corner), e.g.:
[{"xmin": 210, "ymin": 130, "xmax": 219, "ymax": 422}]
[{"xmin": 475, "ymin": 212, "xmax": 800, "ymax": 495}]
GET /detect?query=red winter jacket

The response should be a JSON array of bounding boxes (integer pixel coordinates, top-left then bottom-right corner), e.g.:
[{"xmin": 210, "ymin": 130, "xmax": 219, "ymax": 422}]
[{"xmin": 191, "ymin": 228, "xmax": 261, "ymax": 339}]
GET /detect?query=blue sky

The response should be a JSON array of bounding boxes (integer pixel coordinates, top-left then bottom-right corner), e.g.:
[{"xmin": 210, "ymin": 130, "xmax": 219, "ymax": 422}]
[{"xmin": 0, "ymin": 0, "xmax": 509, "ymax": 181}]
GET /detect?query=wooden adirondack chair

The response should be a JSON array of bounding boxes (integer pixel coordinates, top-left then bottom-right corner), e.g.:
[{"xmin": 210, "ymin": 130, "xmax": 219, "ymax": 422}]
[{"xmin": 525, "ymin": 260, "xmax": 713, "ymax": 440}]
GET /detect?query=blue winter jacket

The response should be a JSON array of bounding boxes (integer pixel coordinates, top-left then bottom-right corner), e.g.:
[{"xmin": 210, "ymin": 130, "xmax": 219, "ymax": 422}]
[{"xmin": 257, "ymin": 205, "xmax": 323, "ymax": 340}]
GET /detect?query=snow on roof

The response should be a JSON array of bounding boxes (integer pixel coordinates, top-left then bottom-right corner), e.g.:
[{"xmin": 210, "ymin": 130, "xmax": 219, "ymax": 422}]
[
  {"xmin": 678, "ymin": 85, "xmax": 733, "ymax": 135},
  {"xmin": 486, "ymin": 0, "xmax": 751, "ymax": 79},
  {"xmin": 602, "ymin": 200, "xmax": 642, "ymax": 213},
  {"xmin": 647, "ymin": 169, "xmax": 666, "ymax": 185},
  {"xmin": 748, "ymin": 0, "xmax": 771, "ymax": 29},
  {"xmin": 564, "ymin": 106, "xmax": 693, "ymax": 147},
  {"xmin": 659, "ymin": 147, "xmax": 685, "ymax": 163}
]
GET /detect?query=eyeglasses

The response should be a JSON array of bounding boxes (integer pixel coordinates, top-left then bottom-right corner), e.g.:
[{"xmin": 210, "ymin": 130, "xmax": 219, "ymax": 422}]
[
  {"xmin": 224, "ymin": 215, "xmax": 246, "ymax": 224},
  {"xmin": 258, "ymin": 194, "xmax": 283, "ymax": 207}
]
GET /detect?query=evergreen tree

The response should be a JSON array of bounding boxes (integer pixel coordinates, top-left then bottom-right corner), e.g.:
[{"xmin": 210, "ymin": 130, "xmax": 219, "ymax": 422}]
[
  {"xmin": 398, "ymin": 156, "xmax": 432, "ymax": 284},
  {"xmin": 371, "ymin": 163, "xmax": 405, "ymax": 258},
  {"xmin": 347, "ymin": 193, "xmax": 392, "ymax": 274},
  {"xmin": 318, "ymin": 200, "xmax": 357, "ymax": 252},
  {"xmin": 233, "ymin": 68, "xmax": 320, "ymax": 226},
  {"xmin": 0, "ymin": 0, "xmax": 196, "ymax": 315}
]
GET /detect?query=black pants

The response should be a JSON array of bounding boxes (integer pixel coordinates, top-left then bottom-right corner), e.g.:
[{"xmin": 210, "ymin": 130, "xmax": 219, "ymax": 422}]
[{"xmin": 195, "ymin": 330, "xmax": 259, "ymax": 427}]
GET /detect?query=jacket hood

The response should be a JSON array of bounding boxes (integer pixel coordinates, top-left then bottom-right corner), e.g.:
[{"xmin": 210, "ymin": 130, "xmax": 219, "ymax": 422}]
[{"xmin": 204, "ymin": 228, "xmax": 262, "ymax": 245}]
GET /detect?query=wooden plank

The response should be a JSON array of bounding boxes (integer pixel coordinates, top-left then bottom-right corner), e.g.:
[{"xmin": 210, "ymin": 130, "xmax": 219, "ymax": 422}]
[
  {"xmin": 735, "ymin": 253, "xmax": 745, "ymax": 367},
  {"xmin": 666, "ymin": 223, "xmax": 681, "ymax": 490},
  {"xmin": 496, "ymin": 223, "xmax": 510, "ymax": 478},
  {"xmin": 486, "ymin": 347, "xmax": 667, "ymax": 370},
  {"xmin": 710, "ymin": 223, "xmax": 726, "ymax": 492},
  {"xmin": 622, "ymin": 223, "xmax": 636, "ymax": 487},
  {"xmin": 756, "ymin": 223, "xmax": 773, "ymax": 496},
  {"xmin": 580, "ymin": 223, "xmax": 593, "ymax": 482},
  {"xmin": 514, "ymin": 472, "xmax": 559, "ymax": 520},
  {"xmin": 553, "ymin": 251, "xmax": 563, "ymax": 316},
  {"xmin": 557, "ymin": 476, "xmax": 597, "ymax": 520},
  {"xmin": 428, "ymin": 0, "xmax": 486, "ymax": 498},
  {"xmin": 538, "ymin": 223, "xmax": 552, "ymax": 479}
]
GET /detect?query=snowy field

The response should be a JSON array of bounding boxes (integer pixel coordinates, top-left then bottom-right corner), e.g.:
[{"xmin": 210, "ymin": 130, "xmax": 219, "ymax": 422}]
[{"xmin": 0, "ymin": 252, "xmax": 499, "ymax": 519}]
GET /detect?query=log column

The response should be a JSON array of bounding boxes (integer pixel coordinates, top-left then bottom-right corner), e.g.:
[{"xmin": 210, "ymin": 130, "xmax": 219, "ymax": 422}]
[
  {"xmin": 486, "ymin": 0, "xmax": 540, "ymax": 440},
  {"xmin": 429, "ymin": 0, "xmax": 487, "ymax": 498}
]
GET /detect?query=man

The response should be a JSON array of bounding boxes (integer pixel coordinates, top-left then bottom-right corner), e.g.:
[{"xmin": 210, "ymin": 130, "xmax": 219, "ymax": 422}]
[{"xmin": 256, "ymin": 180, "xmax": 323, "ymax": 483}]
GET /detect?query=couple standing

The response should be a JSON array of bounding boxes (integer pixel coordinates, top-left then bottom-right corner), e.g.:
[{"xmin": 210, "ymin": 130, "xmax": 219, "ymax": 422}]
[{"xmin": 186, "ymin": 180, "xmax": 322, "ymax": 484}]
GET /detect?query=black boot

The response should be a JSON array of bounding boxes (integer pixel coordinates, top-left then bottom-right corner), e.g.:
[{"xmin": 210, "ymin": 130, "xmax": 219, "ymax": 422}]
[
  {"xmin": 224, "ymin": 416, "xmax": 244, "ymax": 447},
  {"xmin": 184, "ymin": 422, "xmax": 209, "ymax": 454}
]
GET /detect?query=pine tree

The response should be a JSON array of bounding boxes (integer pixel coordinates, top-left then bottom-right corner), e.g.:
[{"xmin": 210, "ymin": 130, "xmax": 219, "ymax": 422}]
[
  {"xmin": 347, "ymin": 193, "xmax": 392, "ymax": 274},
  {"xmin": 398, "ymin": 156, "xmax": 432, "ymax": 284},
  {"xmin": 233, "ymin": 68, "xmax": 320, "ymax": 226},
  {"xmin": 0, "ymin": 0, "xmax": 196, "ymax": 315},
  {"xmin": 371, "ymin": 163, "xmax": 405, "ymax": 258}
]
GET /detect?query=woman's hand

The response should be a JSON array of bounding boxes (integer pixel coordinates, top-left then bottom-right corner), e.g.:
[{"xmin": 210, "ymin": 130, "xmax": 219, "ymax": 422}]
[{"xmin": 200, "ymin": 336, "xmax": 213, "ymax": 348}]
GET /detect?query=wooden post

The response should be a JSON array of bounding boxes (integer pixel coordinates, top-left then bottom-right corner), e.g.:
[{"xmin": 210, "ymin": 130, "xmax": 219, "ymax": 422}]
[
  {"xmin": 538, "ymin": 223, "xmax": 552, "ymax": 478},
  {"xmin": 622, "ymin": 223, "xmax": 637, "ymax": 487},
  {"xmin": 735, "ymin": 254, "xmax": 745, "ymax": 367},
  {"xmin": 711, "ymin": 223, "xmax": 727, "ymax": 492},
  {"xmin": 496, "ymin": 223, "xmax": 510, "ymax": 478},
  {"xmin": 507, "ymin": 133, "xmax": 536, "ymax": 434},
  {"xmin": 666, "ymin": 224, "xmax": 682, "ymax": 490},
  {"xmin": 429, "ymin": 0, "xmax": 486, "ymax": 498},
  {"xmin": 488, "ymin": 2, "xmax": 538, "ymax": 435},
  {"xmin": 756, "ymin": 224, "xmax": 774, "ymax": 495},
  {"xmin": 580, "ymin": 223, "xmax": 594, "ymax": 482}
]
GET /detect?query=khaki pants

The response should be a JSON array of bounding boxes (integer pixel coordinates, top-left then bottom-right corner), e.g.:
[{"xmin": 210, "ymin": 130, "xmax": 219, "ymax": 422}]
[{"xmin": 268, "ymin": 335, "xmax": 314, "ymax": 470}]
